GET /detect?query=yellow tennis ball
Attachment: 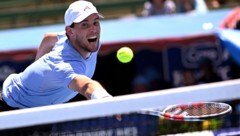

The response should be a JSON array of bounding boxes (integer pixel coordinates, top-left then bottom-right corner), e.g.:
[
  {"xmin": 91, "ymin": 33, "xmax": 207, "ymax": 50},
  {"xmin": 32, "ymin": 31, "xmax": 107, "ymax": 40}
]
[{"xmin": 117, "ymin": 47, "xmax": 134, "ymax": 63}]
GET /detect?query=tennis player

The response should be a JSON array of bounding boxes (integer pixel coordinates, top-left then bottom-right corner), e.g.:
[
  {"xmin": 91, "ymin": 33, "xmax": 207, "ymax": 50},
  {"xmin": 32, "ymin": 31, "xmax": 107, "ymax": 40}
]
[{"xmin": 1, "ymin": 1, "xmax": 114, "ymax": 112}]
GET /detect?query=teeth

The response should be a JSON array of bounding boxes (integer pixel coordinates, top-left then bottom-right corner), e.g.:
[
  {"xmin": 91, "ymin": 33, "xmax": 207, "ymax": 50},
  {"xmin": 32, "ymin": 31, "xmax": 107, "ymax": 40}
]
[{"xmin": 88, "ymin": 36, "xmax": 97, "ymax": 39}]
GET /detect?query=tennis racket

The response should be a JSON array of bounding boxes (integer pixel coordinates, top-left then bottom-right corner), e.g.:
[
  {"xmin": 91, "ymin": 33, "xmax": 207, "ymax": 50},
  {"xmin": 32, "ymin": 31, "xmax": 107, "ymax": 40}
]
[{"xmin": 139, "ymin": 102, "xmax": 232, "ymax": 121}]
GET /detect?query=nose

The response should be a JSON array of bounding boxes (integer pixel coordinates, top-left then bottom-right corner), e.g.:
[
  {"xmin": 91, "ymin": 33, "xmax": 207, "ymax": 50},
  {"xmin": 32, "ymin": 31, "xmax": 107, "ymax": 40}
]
[{"xmin": 89, "ymin": 25, "xmax": 98, "ymax": 33}]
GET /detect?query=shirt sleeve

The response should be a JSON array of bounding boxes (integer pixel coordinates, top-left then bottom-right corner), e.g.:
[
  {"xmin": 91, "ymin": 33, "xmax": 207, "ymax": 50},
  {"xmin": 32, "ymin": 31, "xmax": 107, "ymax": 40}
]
[{"xmin": 54, "ymin": 60, "xmax": 86, "ymax": 87}]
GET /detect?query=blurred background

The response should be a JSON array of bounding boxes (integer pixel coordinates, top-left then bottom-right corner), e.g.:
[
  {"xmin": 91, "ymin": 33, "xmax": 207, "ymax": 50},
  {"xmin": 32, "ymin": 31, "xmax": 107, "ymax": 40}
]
[
  {"xmin": 0, "ymin": 0, "xmax": 239, "ymax": 29},
  {"xmin": 0, "ymin": 0, "xmax": 240, "ymax": 135},
  {"xmin": 0, "ymin": 0, "xmax": 238, "ymax": 28}
]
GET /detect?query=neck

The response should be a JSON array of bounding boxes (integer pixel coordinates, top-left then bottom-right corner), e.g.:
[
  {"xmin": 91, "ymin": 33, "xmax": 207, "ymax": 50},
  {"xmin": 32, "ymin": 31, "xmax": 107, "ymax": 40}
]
[
  {"xmin": 68, "ymin": 40, "xmax": 91, "ymax": 60},
  {"xmin": 76, "ymin": 47, "xmax": 92, "ymax": 60},
  {"xmin": 85, "ymin": 52, "xmax": 92, "ymax": 59}
]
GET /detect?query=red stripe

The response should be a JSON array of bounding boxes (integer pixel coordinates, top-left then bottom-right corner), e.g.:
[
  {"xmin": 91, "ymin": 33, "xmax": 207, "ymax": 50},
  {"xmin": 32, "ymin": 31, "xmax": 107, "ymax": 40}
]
[
  {"xmin": 173, "ymin": 115, "xmax": 184, "ymax": 120},
  {"xmin": 192, "ymin": 102, "xmax": 204, "ymax": 108},
  {"xmin": 164, "ymin": 113, "xmax": 171, "ymax": 118}
]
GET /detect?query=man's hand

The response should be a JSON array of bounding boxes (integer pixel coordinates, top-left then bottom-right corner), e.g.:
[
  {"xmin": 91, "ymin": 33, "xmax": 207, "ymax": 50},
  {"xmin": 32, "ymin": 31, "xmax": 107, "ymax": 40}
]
[{"xmin": 116, "ymin": 114, "xmax": 122, "ymax": 121}]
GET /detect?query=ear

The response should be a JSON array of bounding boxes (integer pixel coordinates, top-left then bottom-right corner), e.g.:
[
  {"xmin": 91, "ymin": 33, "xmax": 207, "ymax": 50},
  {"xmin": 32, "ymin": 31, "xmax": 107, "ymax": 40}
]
[{"xmin": 65, "ymin": 26, "xmax": 74, "ymax": 37}]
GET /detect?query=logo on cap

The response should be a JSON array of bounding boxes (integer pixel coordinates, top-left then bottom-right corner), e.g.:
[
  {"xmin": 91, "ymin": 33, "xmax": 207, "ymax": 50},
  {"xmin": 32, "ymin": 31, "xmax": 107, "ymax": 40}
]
[{"xmin": 84, "ymin": 6, "xmax": 91, "ymax": 11}]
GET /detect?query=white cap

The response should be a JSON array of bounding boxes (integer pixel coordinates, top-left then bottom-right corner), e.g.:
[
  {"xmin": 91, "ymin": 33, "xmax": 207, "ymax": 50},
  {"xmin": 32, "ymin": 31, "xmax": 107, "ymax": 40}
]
[{"xmin": 64, "ymin": 0, "xmax": 103, "ymax": 26}]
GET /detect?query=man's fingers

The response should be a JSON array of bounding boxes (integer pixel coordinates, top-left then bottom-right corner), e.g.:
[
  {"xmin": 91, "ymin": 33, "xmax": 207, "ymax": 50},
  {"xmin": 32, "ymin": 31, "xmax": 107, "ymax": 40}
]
[{"xmin": 116, "ymin": 115, "xmax": 122, "ymax": 121}]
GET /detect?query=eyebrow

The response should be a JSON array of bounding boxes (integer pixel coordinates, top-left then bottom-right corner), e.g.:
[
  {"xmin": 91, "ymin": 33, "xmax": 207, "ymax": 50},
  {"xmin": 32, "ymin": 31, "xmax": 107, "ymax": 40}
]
[{"xmin": 81, "ymin": 17, "xmax": 100, "ymax": 23}]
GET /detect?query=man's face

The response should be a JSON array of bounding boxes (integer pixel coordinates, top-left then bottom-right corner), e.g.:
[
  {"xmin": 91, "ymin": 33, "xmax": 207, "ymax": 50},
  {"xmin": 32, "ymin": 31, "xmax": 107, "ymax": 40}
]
[{"xmin": 68, "ymin": 13, "xmax": 101, "ymax": 56}]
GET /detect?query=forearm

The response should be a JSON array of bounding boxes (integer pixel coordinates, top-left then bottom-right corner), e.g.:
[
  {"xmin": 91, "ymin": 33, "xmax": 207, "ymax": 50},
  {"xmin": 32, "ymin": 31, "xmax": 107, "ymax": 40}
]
[
  {"xmin": 69, "ymin": 75, "xmax": 111, "ymax": 100},
  {"xmin": 69, "ymin": 76, "xmax": 121, "ymax": 120},
  {"xmin": 35, "ymin": 33, "xmax": 58, "ymax": 60}
]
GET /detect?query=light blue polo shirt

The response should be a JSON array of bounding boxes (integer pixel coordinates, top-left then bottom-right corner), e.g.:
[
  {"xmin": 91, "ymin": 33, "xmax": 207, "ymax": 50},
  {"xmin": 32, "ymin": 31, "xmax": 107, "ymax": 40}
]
[{"xmin": 2, "ymin": 35, "xmax": 99, "ymax": 108}]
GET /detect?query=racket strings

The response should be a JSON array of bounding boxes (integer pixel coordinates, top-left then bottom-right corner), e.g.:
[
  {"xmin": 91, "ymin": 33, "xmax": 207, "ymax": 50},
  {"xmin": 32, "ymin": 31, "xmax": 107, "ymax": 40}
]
[{"xmin": 165, "ymin": 104, "xmax": 228, "ymax": 116}]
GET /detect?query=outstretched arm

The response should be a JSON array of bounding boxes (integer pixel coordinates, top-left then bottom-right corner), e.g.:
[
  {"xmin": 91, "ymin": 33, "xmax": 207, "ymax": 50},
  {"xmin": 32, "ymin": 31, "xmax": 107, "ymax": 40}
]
[
  {"xmin": 68, "ymin": 75, "xmax": 111, "ymax": 100},
  {"xmin": 69, "ymin": 75, "xmax": 122, "ymax": 121},
  {"xmin": 35, "ymin": 32, "xmax": 58, "ymax": 60}
]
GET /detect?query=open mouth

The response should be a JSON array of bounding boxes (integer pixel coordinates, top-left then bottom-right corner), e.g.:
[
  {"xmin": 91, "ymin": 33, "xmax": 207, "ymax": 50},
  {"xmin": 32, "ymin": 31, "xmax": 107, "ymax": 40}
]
[{"xmin": 88, "ymin": 36, "xmax": 98, "ymax": 43}]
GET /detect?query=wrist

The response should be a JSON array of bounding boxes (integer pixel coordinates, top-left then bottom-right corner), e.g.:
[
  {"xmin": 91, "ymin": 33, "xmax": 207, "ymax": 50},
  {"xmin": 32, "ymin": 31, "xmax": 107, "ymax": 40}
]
[{"xmin": 90, "ymin": 88, "xmax": 112, "ymax": 100}]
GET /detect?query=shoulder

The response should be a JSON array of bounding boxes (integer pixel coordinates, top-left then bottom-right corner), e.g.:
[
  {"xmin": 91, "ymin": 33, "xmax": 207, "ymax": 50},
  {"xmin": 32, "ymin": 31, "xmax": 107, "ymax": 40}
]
[{"xmin": 57, "ymin": 31, "xmax": 66, "ymax": 40}]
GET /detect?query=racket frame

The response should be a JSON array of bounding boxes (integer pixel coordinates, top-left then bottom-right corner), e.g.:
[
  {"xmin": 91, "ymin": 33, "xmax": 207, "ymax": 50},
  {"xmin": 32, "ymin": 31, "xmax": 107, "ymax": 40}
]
[{"xmin": 140, "ymin": 102, "xmax": 232, "ymax": 121}]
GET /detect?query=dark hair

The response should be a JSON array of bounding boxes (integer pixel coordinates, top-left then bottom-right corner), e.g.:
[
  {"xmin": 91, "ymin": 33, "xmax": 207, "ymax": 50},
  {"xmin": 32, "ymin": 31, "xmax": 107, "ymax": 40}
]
[{"xmin": 70, "ymin": 23, "xmax": 75, "ymax": 28}]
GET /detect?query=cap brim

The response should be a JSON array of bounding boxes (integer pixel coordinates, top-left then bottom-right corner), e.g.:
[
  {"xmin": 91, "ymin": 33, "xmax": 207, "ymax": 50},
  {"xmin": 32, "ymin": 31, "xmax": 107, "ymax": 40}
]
[
  {"xmin": 97, "ymin": 13, "xmax": 104, "ymax": 19},
  {"xmin": 73, "ymin": 12, "xmax": 104, "ymax": 24}
]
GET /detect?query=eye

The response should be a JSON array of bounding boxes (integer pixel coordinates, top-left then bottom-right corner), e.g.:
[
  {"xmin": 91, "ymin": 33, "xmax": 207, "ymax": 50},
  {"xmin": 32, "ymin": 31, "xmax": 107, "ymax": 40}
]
[
  {"xmin": 94, "ymin": 21, "xmax": 100, "ymax": 26},
  {"xmin": 81, "ymin": 23, "xmax": 89, "ymax": 29}
]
